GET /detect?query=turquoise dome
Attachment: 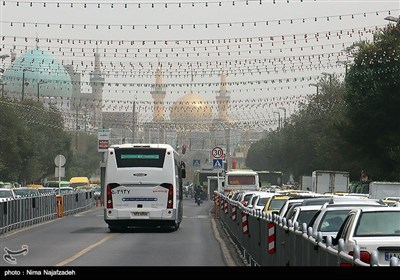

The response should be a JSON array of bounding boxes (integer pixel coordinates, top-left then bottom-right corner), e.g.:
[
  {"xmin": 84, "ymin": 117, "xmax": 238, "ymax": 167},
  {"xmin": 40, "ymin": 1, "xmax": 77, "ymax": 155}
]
[{"xmin": 2, "ymin": 48, "xmax": 72, "ymax": 98}]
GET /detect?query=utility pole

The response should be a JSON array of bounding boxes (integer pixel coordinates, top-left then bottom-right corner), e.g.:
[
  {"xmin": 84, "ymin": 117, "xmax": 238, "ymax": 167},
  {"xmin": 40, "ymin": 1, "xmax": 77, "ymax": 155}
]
[
  {"xmin": 132, "ymin": 99, "xmax": 136, "ymax": 143},
  {"xmin": 278, "ymin": 107, "xmax": 287, "ymax": 127},
  {"xmin": 322, "ymin": 72, "xmax": 334, "ymax": 86},
  {"xmin": 21, "ymin": 68, "xmax": 33, "ymax": 101}
]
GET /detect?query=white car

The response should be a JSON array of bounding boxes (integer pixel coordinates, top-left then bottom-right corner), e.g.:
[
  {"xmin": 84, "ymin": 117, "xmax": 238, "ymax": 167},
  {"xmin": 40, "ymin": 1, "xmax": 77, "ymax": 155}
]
[
  {"xmin": 309, "ymin": 202, "xmax": 387, "ymax": 240},
  {"xmin": 0, "ymin": 188, "xmax": 16, "ymax": 202},
  {"xmin": 249, "ymin": 192, "xmax": 275, "ymax": 212},
  {"xmin": 241, "ymin": 191, "xmax": 266, "ymax": 207},
  {"xmin": 286, "ymin": 205, "xmax": 322, "ymax": 228},
  {"xmin": 333, "ymin": 207, "xmax": 400, "ymax": 265}
]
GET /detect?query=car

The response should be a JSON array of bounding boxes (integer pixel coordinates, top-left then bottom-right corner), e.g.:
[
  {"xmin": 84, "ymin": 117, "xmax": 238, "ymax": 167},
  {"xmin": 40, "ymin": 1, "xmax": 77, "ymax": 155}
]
[
  {"xmin": 262, "ymin": 195, "xmax": 291, "ymax": 215},
  {"xmin": 37, "ymin": 187, "xmax": 57, "ymax": 195},
  {"xmin": 230, "ymin": 191, "xmax": 245, "ymax": 202},
  {"xmin": 249, "ymin": 192, "xmax": 276, "ymax": 213},
  {"xmin": 240, "ymin": 191, "xmax": 265, "ymax": 207},
  {"xmin": 383, "ymin": 197, "xmax": 400, "ymax": 207},
  {"xmin": 12, "ymin": 187, "xmax": 40, "ymax": 198},
  {"xmin": 309, "ymin": 202, "xmax": 388, "ymax": 240},
  {"xmin": 286, "ymin": 205, "xmax": 322, "ymax": 227},
  {"xmin": 333, "ymin": 207, "xmax": 400, "ymax": 265},
  {"xmin": 0, "ymin": 188, "xmax": 16, "ymax": 202},
  {"xmin": 278, "ymin": 198, "xmax": 305, "ymax": 219},
  {"xmin": 58, "ymin": 186, "xmax": 74, "ymax": 195}
]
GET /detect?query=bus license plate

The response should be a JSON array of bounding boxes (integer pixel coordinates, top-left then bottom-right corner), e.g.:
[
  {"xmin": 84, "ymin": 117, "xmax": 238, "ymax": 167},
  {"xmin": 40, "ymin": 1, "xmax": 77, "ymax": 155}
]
[
  {"xmin": 385, "ymin": 252, "xmax": 400, "ymax": 261},
  {"xmin": 131, "ymin": 212, "xmax": 149, "ymax": 217}
]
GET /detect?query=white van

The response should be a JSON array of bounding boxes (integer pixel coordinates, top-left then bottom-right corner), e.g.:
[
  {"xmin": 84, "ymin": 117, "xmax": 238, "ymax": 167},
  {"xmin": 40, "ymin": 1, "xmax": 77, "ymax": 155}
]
[{"xmin": 104, "ymin": 143, "xmax": 186, "ymax": 232}]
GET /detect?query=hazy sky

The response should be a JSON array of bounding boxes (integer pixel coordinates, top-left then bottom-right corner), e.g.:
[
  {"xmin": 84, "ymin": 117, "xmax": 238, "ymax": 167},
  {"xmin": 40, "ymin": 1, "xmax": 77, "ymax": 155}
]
[{"xmin": 1, "ymin": 0, "xmax": 399, "ymax": 126}]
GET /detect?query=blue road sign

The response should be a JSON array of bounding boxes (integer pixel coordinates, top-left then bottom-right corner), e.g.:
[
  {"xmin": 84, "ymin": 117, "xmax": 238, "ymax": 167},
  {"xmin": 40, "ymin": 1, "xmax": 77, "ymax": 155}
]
[
  {"xmin": 193, "ymin": 159, "xmax": 201, "ymax": 166},
  {"xmin": 213, "ymin": 159, "xmax": 223, "ymax": 169}
]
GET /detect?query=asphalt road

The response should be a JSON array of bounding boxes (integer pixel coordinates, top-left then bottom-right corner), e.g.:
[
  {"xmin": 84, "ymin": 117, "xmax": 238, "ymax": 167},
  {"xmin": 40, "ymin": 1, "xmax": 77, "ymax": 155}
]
[{"xmin": 0, "ymin": 197, "xmax": 243, "ymax": 267}]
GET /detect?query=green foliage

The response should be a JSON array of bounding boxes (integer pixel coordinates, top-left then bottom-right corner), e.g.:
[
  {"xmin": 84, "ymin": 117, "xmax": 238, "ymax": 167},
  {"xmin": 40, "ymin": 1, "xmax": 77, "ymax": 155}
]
[
  {"xmin": 247, "ymin": 76, "xmax": 359, "ymax": 181},
  {"xmin": 344, "ymin": 23, "xmax": 400, "ymax": 180},
  {"xmin": 246, "ymin": 23, "xmax": 400, "ymax": 182},
  {"xmin": 66, "ymin": 132, "xmax": 101, "ymax": 179},
  {"xmin": 0, "ymin": 98, "xmax": 100, "ymax": 183}
]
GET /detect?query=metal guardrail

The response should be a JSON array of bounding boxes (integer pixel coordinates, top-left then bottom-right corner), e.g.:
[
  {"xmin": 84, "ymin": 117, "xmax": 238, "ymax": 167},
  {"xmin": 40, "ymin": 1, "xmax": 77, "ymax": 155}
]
[
  {"xmin": 0, "ymin": 191, "xmax": 95, "ymax": 234},
  {"xmin": 215, "ymin": 191, "xmax": 399, "ymax": 267}
]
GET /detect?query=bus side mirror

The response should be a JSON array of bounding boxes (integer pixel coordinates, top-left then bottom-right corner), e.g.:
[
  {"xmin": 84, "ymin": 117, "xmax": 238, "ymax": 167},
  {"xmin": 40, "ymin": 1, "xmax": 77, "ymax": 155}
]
[{"xmin": 180, "ymin": 161, "xmax": 186, "ymax": 179}]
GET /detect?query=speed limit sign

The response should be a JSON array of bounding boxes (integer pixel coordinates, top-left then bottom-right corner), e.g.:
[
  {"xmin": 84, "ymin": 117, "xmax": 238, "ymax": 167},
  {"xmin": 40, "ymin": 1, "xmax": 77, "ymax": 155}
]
[{"xmin": 212, "ymin": 146, "xmax": 224, "ymax": 159}]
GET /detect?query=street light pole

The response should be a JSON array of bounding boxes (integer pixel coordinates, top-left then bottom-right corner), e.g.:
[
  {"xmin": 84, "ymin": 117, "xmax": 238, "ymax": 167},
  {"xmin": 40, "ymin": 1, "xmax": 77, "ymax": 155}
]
[
  {"xmin": 22, "ymin": 69, "xmax": 26, "ymax": 100},
  {"xmin": 21, "ymin": 68, "xmax": 32, "ymax": 101},
  {"xmin": 273, "ymin": 111, "xmax": 281, "ymax": 130},
  {"xmin": 278, "ymin": 107, "xmax": 287, "ymax": 127},
  {"xmin": 0, "ymin": 82, "xmax": 5, "ymax": 98},
  {"xmin": 37, "ymin": 79, "xmax": 47, "ymax": 101}
]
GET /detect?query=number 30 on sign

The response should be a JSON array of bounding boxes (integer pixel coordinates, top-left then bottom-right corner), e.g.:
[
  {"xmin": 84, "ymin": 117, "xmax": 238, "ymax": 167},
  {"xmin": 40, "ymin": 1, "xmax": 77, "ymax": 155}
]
[{"xmin": 212, "ymin": 146, "xmax": 224, "ymax": 158}]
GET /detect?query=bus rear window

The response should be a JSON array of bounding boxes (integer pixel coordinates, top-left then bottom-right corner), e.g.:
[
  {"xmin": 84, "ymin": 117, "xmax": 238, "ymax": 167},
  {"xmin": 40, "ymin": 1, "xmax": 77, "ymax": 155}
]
[{"xmin": 114, "ymin": 148, "xmax": 166, "ymax": 168}]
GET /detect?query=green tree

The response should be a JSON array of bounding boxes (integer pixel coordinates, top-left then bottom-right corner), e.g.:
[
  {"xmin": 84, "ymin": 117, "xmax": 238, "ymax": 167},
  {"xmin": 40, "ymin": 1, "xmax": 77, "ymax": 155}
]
[
  {"xmin": 343, "ymin": 23, "xmax": 400, "ymax": 180},
  {"xmin": 246, "ymin": 75, "xmax": 355, "ymax": 181},
  {"xmin": 0, "ymin": 98, "xmax": 30, "ymax": 181},
  {"xmin": 67, "ymin": 132, "xmax": 101, "ymax": 179}
]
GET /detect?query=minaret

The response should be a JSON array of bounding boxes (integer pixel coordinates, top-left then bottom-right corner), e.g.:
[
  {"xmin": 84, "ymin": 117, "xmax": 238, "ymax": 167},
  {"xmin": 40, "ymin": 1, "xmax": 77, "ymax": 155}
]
[
  {"xmin": 216, "ymin": 71, "xmax": 230, "ymax": 120},
  {"xmin": 150, "ymin": 64, "xmax": 166, "ymax": 143},
  {"xmin": 89, "ymin": 51, "xmax": 105, "ymax": 129},
  {"xmin": 151, "ymin": 64, "xmax": 166, "ymax": 121}
]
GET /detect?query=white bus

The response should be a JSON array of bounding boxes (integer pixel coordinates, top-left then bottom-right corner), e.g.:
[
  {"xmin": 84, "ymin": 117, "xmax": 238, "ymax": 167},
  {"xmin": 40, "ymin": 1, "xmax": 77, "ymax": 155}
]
[
  {"xmin": 222, "ymin": 169, "xmax": 260, "ymax": 194},
  {"xmin": 104, "ymin": 143, "xmax": 186, "ymax": 232}
]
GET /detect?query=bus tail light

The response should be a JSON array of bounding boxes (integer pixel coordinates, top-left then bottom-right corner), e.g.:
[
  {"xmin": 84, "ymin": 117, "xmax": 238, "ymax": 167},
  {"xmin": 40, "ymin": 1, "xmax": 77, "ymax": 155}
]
[
  {"xmin": 161, "ymin": 183, "xmax": 174, "ymax": 209},
  {"xmin": 106, "ymin": 183, "xmax": 119, "ymax": 209}
]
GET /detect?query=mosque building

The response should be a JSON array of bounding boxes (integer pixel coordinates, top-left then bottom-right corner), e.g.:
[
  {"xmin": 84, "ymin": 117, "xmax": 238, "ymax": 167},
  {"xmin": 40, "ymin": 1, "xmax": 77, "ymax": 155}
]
[
  {"xmin": 1, "ymin": 47, "xmax": 258, "ymax": 179},
  {"xmin": 1, "ymin": 46, "xmax": 104, "ymax": 131}
]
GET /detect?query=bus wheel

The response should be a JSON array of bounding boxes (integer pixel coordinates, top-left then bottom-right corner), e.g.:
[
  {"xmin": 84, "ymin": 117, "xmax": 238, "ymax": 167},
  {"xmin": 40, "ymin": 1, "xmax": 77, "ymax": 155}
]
[{"xmin": 172, "ymin": 222, "xmax": 180, "ymax": 231}]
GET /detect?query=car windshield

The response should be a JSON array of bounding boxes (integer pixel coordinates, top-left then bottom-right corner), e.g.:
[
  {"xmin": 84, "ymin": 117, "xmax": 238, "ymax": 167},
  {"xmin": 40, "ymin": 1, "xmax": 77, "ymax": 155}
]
[
  {"xmin": 269, "ymin": 199, "xmax": 287, "ymax": 211},
  {"xmin": 258, "ymin": 197, "xmax": 270, "ymax": 206},
  {"xmin": 355, "ymin": 211, "xmax": 400, "ymax": 237}
]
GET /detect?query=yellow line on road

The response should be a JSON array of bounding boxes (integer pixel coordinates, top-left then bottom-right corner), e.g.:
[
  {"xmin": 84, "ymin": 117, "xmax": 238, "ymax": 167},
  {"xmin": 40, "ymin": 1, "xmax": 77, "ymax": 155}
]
[{"xmin": 55, "ymin": 233, "xmax": 117, "ymax": 266}]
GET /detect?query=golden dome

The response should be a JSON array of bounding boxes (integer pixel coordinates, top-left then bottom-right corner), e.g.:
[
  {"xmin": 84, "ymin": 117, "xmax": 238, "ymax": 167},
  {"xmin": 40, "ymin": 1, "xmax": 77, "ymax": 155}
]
[{"xmin": 170, "ymin": 91, "xmax": 213, "ymax": 121}]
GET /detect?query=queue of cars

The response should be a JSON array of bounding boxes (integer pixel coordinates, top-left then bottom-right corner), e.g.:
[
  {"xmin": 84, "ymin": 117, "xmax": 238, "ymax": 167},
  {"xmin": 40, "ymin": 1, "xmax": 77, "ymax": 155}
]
[
  {"xmin": 0, "ymin": 179, "xmax": 100, "ymax": 200},
  {"xmin": 225, "ymin": 188, "xmax": 399, "ymax": 266}
]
